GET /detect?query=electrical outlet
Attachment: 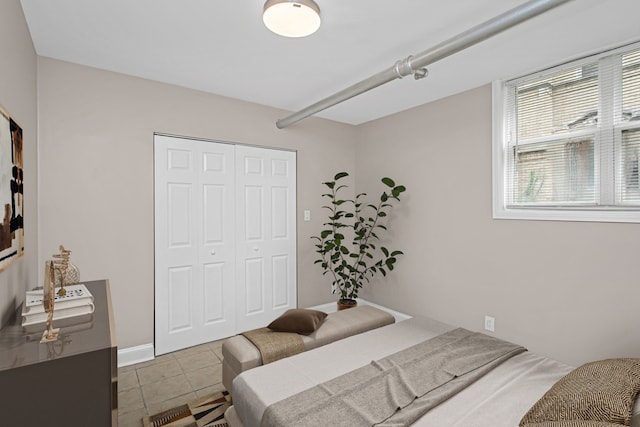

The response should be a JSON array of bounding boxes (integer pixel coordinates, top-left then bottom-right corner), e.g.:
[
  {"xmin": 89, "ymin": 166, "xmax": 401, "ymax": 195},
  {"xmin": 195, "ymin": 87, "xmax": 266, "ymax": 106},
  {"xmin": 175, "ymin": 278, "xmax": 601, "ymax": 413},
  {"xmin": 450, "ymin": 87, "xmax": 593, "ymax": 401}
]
[
  {"xmin": 303, "ymin": 210, "xmax": 311, "ymax": 221},
  {"xmin": 484, "ymin": 315, "xmax": 495, "ymax": 332}
]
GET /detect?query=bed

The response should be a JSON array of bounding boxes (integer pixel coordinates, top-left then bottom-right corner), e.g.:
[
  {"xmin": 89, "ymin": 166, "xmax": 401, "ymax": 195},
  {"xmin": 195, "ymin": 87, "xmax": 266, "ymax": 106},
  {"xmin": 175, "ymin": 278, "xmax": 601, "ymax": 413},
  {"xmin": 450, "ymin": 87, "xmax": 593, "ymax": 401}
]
[{"xmin": 225, "ymin": 316, "xmax": 640, "ymax": 427}]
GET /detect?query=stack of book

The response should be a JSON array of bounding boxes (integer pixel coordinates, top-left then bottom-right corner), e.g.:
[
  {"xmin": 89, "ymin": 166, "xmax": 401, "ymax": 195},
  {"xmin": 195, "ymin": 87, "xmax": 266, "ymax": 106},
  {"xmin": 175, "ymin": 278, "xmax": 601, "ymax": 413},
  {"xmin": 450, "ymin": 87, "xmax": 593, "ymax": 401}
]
[{"xmin": 21, "ymin": 283, "xmax": 95, "ymax": 327}]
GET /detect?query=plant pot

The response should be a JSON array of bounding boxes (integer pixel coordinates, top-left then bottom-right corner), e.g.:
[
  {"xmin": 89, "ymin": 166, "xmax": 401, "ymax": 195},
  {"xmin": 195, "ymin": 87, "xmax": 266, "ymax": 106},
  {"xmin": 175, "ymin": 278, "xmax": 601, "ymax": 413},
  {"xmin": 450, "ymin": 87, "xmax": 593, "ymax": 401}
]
[{"xmin": 337, "ymin": 298, "xmax": 357, "ymax": 310}]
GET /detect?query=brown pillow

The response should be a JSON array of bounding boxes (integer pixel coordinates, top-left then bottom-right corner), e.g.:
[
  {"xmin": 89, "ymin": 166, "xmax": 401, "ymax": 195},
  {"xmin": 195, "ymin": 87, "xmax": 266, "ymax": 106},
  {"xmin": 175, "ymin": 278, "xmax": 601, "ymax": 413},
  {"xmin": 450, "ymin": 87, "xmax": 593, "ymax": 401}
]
[
  {"xmin": 520, "ymin": 358, "xmax": 640, "ymax": 427},
  {"xmin": 267, "ymin": 309, "xmax": 327, "ymax": 334}
]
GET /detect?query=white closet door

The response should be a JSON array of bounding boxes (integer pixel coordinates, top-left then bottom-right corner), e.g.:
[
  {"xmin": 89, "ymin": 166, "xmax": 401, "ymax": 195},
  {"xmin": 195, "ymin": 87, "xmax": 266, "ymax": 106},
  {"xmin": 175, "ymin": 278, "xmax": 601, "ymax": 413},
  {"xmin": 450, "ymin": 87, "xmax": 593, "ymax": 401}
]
[
  {"xmin": 155, "ymin": 135, "xmax": 236, "ymax": 355},
  {"xmin": 235, "ymin": 145, "xmax": 297, "ymax": 332}
]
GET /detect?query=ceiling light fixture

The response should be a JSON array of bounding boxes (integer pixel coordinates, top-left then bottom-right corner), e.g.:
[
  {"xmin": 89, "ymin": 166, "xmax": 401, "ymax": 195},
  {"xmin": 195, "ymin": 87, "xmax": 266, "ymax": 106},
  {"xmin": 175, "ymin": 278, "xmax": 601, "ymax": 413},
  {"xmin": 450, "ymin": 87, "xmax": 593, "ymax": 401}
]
[{"xmin": 263, "ymin": 0, "xmax": 321, "ymax": 38}]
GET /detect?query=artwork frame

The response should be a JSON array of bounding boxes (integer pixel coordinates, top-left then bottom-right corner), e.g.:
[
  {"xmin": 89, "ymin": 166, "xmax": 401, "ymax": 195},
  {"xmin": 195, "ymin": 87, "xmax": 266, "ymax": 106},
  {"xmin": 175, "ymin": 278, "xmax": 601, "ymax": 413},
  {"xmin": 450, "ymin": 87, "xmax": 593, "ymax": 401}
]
[{"xmin": 0, "ymin": 105, "xmax": 24, "ymax": 271}]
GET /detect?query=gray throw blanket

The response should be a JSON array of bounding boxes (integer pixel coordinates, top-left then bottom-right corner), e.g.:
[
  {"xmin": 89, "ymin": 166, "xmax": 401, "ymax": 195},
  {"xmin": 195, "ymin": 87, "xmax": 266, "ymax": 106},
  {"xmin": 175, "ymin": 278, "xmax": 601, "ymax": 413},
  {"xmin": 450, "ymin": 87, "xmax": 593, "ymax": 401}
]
[{"xmin": 261, "ymin": 328, "xmax": 526, "ymax": 427}]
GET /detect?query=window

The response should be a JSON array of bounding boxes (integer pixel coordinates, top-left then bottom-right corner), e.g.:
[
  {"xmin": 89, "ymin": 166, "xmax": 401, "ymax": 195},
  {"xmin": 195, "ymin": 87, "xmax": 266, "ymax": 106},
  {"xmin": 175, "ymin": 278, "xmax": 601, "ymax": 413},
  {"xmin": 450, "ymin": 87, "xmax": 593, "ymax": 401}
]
[{"xmin": 493, "ymin": 42, "xmax": 640, "ymax": 222}]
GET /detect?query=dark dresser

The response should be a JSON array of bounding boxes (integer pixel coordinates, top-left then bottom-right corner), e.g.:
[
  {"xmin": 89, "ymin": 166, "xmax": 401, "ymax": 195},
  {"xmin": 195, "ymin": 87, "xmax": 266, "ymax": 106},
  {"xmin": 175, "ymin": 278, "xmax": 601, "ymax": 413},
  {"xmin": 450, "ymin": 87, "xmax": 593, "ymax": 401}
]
[{"xmin": 0, "ymin": 279, "xmax": 117, "ymax": 426}]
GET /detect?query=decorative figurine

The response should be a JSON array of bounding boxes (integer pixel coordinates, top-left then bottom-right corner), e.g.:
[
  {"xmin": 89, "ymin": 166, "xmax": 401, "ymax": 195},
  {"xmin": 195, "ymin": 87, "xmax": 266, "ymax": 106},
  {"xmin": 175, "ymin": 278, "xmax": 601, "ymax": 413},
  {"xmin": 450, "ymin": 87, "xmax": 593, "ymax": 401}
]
[
  {"xmin": 51, "ymin": 245, "xmax": 80, "ymax": 297},
  {"xmin": 40, "ymin": 262, "xmax": 60, "ymax": 343}
]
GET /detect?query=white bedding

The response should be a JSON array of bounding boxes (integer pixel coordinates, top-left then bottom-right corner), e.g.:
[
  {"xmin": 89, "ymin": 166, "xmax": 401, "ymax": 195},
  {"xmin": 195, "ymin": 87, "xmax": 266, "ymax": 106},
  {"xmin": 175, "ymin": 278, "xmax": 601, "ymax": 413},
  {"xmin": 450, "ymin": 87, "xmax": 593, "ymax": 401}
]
[{"xmin": 227, "ymin": 316, "xmax": 640, "ymax": 427}]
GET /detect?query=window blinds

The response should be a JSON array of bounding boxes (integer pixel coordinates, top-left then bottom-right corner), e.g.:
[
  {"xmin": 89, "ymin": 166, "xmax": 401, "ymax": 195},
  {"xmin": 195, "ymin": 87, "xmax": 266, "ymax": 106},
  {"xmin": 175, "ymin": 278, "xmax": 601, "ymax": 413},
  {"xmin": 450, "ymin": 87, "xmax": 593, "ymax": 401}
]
[
  {"xmin": 620, "ymin": 49, "xmax": 640, "ymax": 204},
  {"xmin": 504, "ymin": 43, "xmax": 640, "ymax": 208}
]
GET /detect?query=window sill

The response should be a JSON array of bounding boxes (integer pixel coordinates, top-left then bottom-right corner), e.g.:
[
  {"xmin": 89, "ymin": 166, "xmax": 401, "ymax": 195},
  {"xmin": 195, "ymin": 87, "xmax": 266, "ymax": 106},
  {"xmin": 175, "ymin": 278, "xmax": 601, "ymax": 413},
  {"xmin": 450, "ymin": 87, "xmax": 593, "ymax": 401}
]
[{"xmin": 493, "ymin": 204, "xmax": 640, "ymax": 223}]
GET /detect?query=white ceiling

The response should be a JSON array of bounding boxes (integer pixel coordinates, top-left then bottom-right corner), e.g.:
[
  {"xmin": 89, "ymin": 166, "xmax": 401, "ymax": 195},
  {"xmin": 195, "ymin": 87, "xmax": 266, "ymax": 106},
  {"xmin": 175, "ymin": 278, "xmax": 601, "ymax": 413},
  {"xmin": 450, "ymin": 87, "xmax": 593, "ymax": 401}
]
[{"xmin": 19, "ymin": 0, "xmax": 640, "ymax": 126}]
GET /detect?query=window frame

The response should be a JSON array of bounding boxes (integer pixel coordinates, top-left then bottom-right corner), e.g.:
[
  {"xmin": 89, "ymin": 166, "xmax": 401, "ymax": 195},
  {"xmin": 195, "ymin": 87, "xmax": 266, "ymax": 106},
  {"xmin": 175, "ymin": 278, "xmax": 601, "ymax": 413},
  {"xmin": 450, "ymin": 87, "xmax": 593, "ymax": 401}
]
[{"xmin": 492, "ymin": 41, "xmax": 640, "ymax": 223}]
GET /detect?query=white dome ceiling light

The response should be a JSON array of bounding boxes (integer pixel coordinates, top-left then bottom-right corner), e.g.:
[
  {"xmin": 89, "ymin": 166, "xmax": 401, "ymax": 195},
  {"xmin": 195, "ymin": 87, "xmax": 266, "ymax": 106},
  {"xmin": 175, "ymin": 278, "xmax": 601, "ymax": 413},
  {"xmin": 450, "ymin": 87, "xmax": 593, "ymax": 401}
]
[{"xmin": 263, "ymin": 0, "xmax": 321, "ymax": 38}]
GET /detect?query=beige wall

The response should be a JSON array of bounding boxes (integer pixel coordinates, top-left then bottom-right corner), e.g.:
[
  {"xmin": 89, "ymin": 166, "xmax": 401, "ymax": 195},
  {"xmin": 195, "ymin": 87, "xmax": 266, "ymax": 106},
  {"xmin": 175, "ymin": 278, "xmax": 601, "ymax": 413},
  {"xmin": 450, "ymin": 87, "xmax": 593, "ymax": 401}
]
[
  {"xmin": 355, "ymin": 84, "xmax": 640, "ymax": 367},
  {"xmin": 37, "ymin": 57, "xmax": 356, "ymax": 349},
  {"xmin": 0, "ymin": 0, "xmax": 38, "ymax": 328}
]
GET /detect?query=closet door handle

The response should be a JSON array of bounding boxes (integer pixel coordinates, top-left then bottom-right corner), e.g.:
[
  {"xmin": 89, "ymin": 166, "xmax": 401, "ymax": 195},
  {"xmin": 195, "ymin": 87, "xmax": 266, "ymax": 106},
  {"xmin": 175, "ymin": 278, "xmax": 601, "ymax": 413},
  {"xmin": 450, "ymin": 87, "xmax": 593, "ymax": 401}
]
[
  {"xmin": 252, "ymin": 246, "xmax": 259, "ymax": 252},
  {"xmin": 210, "ymin": 250, "xmax": 216, "ymax": 255}
]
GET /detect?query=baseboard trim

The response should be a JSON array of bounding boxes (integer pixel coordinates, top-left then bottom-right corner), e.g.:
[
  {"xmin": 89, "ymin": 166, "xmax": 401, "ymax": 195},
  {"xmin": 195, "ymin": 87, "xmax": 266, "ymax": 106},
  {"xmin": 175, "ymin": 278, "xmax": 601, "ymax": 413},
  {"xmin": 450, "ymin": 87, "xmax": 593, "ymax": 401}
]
[
  {"xmin": 307, "ymin": 299, "xmax": 412, "ymax": 322},
  {"xmin": 357, "ymin": 299, "xmax": 412, "ymax": 322},
  {"xmin": 118, "ymin": 343, "xmax": 154, "ymax": 367}
]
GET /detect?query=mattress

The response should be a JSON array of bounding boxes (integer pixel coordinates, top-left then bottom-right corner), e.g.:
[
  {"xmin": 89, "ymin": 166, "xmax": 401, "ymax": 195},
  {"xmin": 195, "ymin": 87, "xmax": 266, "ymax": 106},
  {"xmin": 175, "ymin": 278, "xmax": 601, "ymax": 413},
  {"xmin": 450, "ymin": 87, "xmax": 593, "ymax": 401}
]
[{"xmin": 227, "ymin": 316, "xmax": 640, "ymax": 427}]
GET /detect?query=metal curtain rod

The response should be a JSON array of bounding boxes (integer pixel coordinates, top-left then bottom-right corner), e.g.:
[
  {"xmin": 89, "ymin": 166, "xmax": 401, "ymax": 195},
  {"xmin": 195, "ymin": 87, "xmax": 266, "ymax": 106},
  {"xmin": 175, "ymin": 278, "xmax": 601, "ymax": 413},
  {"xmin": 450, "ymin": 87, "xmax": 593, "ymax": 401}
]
[{"xmin": 276, "ymin": 0, "xmax": 573, "ymax": 129}]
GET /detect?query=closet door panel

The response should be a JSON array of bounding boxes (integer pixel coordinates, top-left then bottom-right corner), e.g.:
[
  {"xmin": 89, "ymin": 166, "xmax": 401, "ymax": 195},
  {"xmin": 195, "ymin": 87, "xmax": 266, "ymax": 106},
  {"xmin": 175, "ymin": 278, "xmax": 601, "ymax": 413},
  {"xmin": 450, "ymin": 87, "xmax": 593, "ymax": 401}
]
[
  {"xmin": 244, "ymin": 186, "xmax": 264, "ymax": 241},
  {"xmin": 203, "ymin": 262, "xmax": 225, "ymax": 323},
  {"xmin": 155, "ymin": 136, "xmax": 236, "ymax": 355},
  {"xmin": 272, "ymin": 255, "xmax": 290, "ymax": 308},
  {"xmin": 236, "ymin": 145, "xmax": 297, "ymax": 332},
  {"xmin": 203, "ymin": 184, "xmax": 224, "ymax": 244},
  {"xmin": 244, "ymin": 258, "xmax": 265, "ymax": 314}
]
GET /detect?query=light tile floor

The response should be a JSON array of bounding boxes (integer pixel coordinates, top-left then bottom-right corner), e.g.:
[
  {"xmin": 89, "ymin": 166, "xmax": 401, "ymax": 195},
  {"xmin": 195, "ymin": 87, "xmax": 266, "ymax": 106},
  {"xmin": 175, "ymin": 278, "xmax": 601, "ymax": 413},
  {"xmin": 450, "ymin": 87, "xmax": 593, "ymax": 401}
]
[{"xmin": 117, "ymin": 339, "xmax": 226, "ymax": 427}]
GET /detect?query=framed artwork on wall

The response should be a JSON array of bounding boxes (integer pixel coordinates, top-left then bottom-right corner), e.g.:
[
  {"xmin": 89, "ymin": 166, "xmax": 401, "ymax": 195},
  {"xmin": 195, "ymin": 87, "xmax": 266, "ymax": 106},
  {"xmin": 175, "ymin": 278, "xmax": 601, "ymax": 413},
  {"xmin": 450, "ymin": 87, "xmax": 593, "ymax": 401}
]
[{"xmin": 0, "ymin": 105, "xmax": 24, "ymax": 271}]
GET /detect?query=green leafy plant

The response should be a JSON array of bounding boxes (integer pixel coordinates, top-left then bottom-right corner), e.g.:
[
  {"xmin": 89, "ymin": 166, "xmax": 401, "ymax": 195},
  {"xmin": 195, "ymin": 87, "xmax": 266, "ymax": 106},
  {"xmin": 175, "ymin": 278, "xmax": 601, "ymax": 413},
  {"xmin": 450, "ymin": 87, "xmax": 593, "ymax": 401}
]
[{"xmin": 312, "ymin": 172, "xmax": 406, "ymax": 303}]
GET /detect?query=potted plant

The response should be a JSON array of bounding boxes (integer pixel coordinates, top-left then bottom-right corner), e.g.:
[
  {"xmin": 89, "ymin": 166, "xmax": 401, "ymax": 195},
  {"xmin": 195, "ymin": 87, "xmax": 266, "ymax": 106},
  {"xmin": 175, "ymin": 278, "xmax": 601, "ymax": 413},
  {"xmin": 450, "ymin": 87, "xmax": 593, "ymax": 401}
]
[{"xmin": 312, "ymin": 172, "xmax": 406, "ymax": 310}]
